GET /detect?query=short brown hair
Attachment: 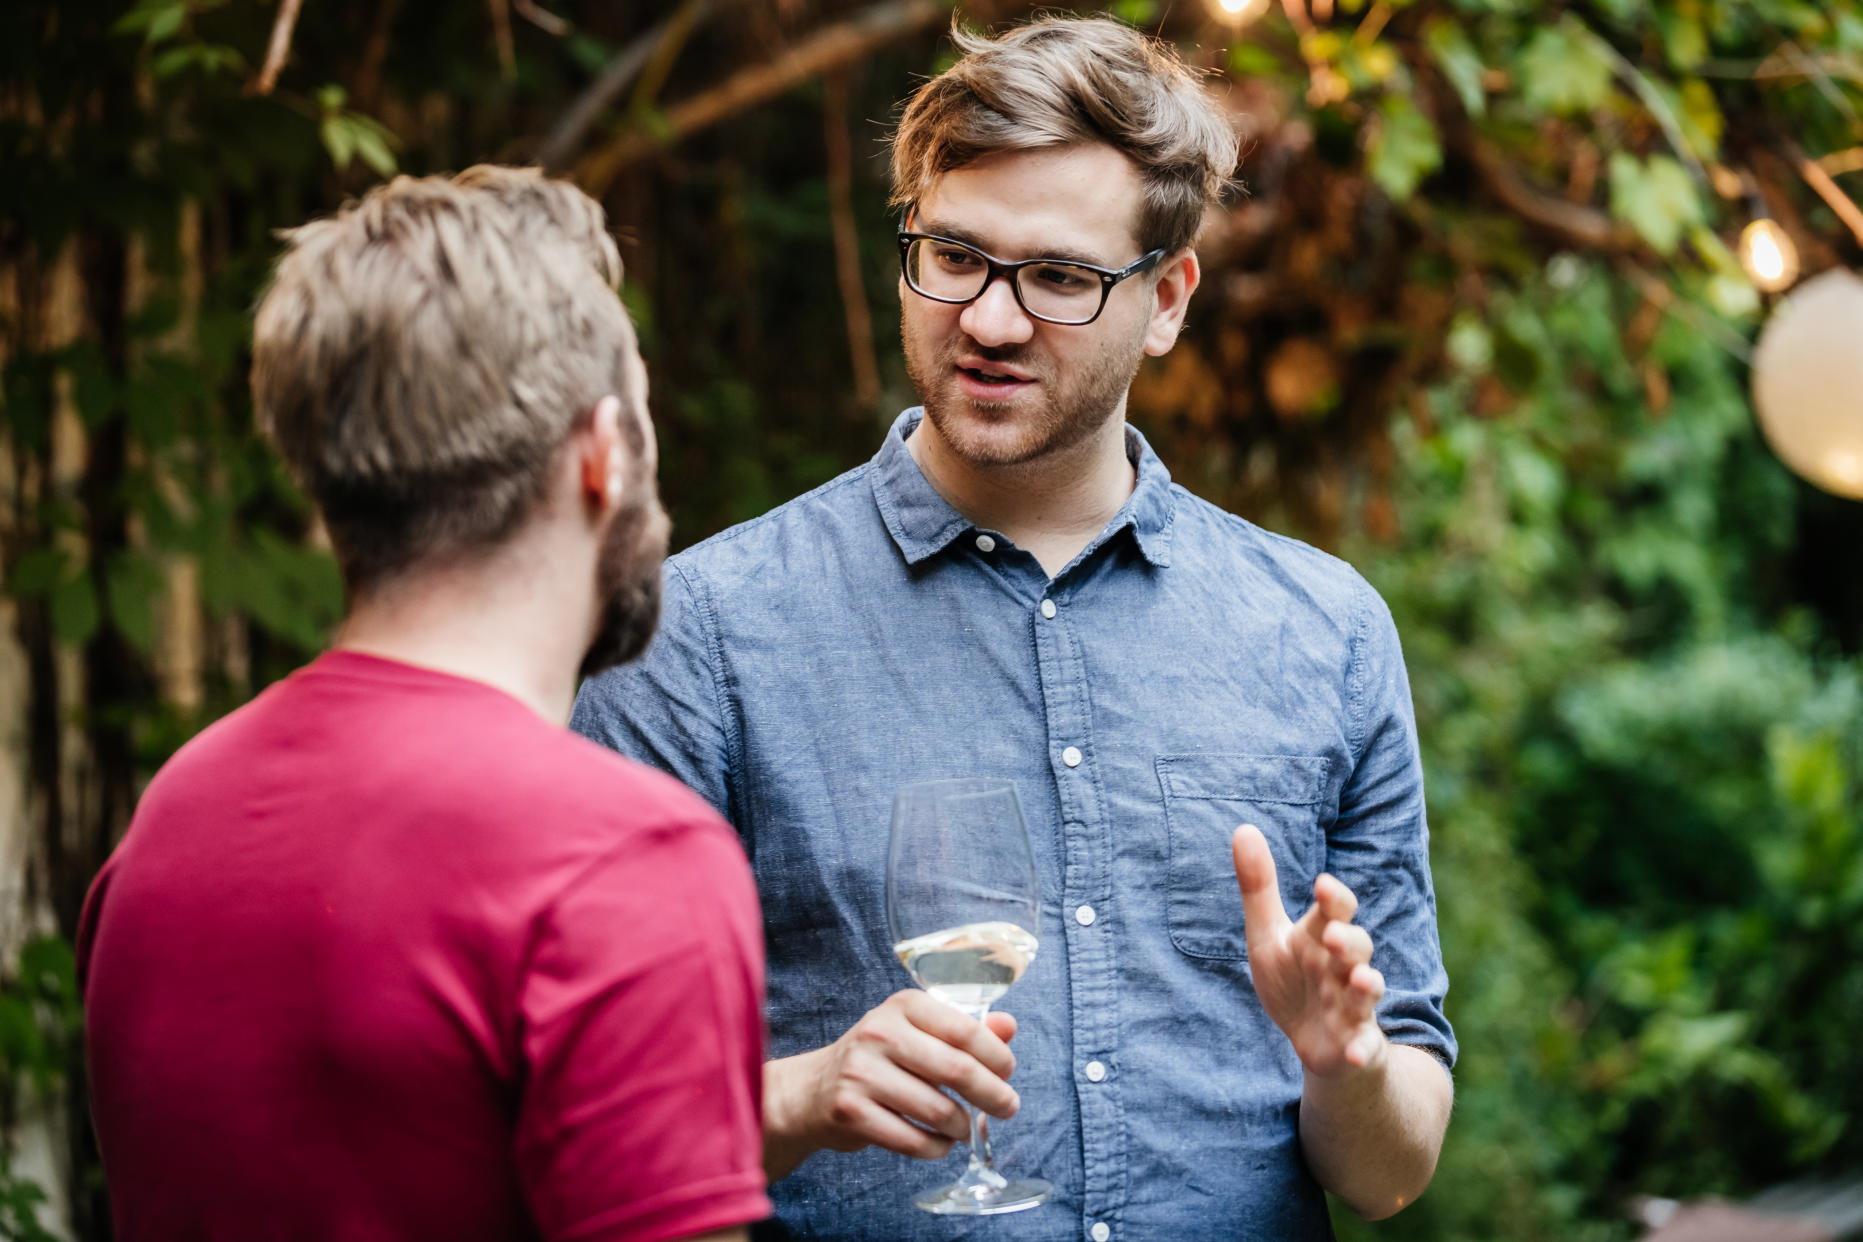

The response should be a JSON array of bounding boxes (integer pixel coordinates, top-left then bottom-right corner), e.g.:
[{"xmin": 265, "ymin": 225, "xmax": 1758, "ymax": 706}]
[
  {"xmin": 252, "ymin": 165, "xmax": 638, "ymax": 596},
  {"xmin": 889, "ymin": 16, "xmax": 1240, "ymax": 253}
]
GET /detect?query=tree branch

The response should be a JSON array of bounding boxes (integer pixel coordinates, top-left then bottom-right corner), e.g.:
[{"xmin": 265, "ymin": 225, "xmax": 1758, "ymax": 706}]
[
  {"xmin": 575, "ymin": 0, "xmax": 946, "ymax": 196},
  {"xmin": 489, "ymin": 0, "xmax": 516, "ymax": 79},
  {"xmin": 250, "ymin": 0, "xmax": 305, "ymax": 96},
  {"xmin": 352, "ymin": 0, "xmax": 404, "ymax": 113},
  {"xmin": 823, "ymin": 69, "xmax": 881, "ymax": 412},
  {"xmin": 1461, "ymin": 133, "xmax": 1636, "ymax": 251},
  {"xmin": 514, "ymin": 0, "xmax": 568, "ymax": 37},
  {"xmin": 535, "ymin": 1, "xmax": 719, "ymax": 174},
  {"xmin": 1786, "ymin": 138, "xmax": 1863, "ymax": 247}
]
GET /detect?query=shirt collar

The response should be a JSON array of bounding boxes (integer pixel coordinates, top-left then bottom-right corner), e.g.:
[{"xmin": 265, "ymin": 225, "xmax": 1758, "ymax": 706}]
[{"xmin": 870, "ymin": 408, "xmax": 1176, "ymax": 569}]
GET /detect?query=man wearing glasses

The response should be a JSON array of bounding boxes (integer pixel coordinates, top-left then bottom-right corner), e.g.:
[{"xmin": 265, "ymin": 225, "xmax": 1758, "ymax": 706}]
[{"xmin": 575, "ymin": 15, "xmax": 1454, "ymax": 1241}]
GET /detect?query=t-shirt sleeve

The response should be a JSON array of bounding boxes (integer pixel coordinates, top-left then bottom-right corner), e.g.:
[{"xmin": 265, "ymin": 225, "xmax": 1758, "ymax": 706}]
[
  {"xmin": 515, "ymin": 817, "xmax": 769, "ymax": 1242},
  {"xmin": 1330, "ymin": 576, "xmax": 1457, "ymax": 1068},
  {"xmin": 571, "ymin": 564, "xmax": 736, "ymax": 824}
]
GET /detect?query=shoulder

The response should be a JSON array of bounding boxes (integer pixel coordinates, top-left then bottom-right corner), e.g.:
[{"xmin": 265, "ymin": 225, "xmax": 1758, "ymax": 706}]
[
  {"xmin": 500, "ymin": 727, "xmax": 735, "ymax": 847},
  {"xmin": 665, "ymin": 462, "xmax": 879, "ymax": 588},
  {"xmin": 1169, "ymin": 484, "xmax": 1379, "ymax": 620}
]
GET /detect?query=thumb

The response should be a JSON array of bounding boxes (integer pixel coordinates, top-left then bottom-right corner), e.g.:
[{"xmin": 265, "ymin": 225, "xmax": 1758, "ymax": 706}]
[
  {"xmin": 1232, "ymin": 824, "xmax": 1291, "ymax": 947},
  {"xmin": 984, "ymin": 1011, "xmax": 1018, "ymax": 1044}
]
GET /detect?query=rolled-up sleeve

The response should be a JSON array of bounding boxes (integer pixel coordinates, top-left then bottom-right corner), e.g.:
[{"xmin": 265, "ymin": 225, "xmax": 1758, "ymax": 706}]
[{"xmin": 1331, "ymin": 575, "xmax": 1455, "ymax": 1067}]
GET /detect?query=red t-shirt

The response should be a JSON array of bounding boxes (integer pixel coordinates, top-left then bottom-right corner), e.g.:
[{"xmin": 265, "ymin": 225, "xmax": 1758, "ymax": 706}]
[{"xmin": 78, "ymin": 651, "xmax": 770, "ymax": 1242}]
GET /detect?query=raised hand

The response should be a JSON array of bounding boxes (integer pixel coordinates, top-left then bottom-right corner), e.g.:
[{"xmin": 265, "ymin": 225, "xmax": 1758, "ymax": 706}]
[{"xmin": 1231, "ymin": 823, "xmax": 1387, "ymax": 1077}]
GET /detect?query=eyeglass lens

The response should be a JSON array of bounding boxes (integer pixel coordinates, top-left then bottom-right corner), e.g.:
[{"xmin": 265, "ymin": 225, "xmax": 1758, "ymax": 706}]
[{"xmin": 904, "ymin": 238, "xmax": 1103, "ymax": 324}]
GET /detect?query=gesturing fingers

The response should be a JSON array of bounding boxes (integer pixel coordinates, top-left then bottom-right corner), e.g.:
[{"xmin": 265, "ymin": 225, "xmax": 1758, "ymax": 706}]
[
  {"xmin": 1321, "ymin": 920, "xmax": 1375, "ymax": 971},
  {"xmin": 1313, "ymin": 872, "xmax": 1358, "ymax": 926}
]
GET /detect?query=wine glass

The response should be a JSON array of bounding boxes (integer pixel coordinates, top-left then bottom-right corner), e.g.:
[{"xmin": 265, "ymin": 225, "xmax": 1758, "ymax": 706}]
[{"xmin": 887, "ymin": 778, "xmax": 1052, "ymax": 1216}]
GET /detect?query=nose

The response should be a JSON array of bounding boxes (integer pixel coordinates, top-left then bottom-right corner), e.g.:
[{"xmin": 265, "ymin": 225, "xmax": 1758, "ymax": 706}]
[{"xmin": 957, "ymin": 273, "xmax": 1035, "ymax": 348}]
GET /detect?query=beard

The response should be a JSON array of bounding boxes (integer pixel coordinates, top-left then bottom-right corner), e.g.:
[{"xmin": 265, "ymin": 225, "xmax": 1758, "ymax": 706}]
[
  {"xmin": 902, "ymin": 307, "xmax": 1149, "ymax": 468},
  {"xmin": 577, "ymin": 485, "xmax": 671, "ymax": 681}
]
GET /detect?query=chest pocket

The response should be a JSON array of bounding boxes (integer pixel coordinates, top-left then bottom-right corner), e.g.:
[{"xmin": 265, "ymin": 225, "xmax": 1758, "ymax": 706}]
[{"xmin": 1157, "ymin": 753, "xmax": 1330, "ymax": 961}]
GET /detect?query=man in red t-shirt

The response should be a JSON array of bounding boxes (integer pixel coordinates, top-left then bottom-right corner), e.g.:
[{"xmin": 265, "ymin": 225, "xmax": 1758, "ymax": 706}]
[{"xmin": 77, "ymin": 167, "xmax": 769, "ymax": 1242}]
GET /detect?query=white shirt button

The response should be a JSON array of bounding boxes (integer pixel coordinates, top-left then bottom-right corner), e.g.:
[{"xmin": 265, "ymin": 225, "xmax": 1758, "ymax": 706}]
[
  {"xmin": 1062, "ymin": 746, "xmax": 1082, "ymax": 768},
  {"xmin": 1041, "ymin": 599, "xmax": 1056, "ymax": 619},
  {"xmin": 1091, "ymin": 1224, "xmax": 1111, "ymax": 1242},
  {"xmin": 1085, "ymin": 1060, "xmax": 1107, "ymax": 1082},
  {"xmin": 974, "ymin": 534, "xmax": 996, "ymax": 552},
  {"xmin": 1075, "ymin": 904, "xmax": 1096, "ymax": 926}
]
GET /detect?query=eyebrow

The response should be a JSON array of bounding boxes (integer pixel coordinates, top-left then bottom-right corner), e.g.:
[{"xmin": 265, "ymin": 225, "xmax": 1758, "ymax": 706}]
[{"xmin": 913, "ymin": 220, "xmax": 1113, "ymax": 269}]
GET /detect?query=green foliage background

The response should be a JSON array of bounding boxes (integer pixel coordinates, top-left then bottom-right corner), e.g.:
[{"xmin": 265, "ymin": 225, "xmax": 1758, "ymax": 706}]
[{"xmin": 3, "ymin": 0, "xmax": 1862, "ymax": 1237}]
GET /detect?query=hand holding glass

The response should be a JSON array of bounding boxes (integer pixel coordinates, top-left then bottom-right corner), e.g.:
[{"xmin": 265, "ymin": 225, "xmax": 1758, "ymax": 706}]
[{"xmin": 887, "ymin": 778, "xmax": 1052, "ymax": 1215}]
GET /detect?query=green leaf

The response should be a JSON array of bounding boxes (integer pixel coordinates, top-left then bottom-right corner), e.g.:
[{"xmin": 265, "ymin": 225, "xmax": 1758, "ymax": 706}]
[
  {"xmin": 105, "ymin": 552, "xmax": 166, "ymax": 658},
  {"xmin": 151, "ymin": 45, "xmax": 196, "ymax": 79},
  {"xmin": 1446, "ymin": 312, "xmax": 1494, "ymax": 372},
  {"xmin": 149, "ymin": 42, "xmax": 247, "ymax": 80},
  {"xmin": 144, "ymin": 3, "xmax": 185, "ymax": 46},
  {"xmin": 1366, "ymin": 94, "xmax": 1442, "ymax": 201},
  {"xmin": 1517, "ymin": 23, "xmax": 1614, "ymax": 115},
  {"xmin": 2, "ymin": 355, "xmax": 54, "ymax": 452},
  {"xmin": 1658, "ymin": 10, "xmax": 1708, "ymax": 70},
  {"xmin": 63, "ymin": 341, "xmax": 117, "ymax": 430},
  {"xmin": 123, "ymin": 375, "xmax": 181, "ymax": 443},
  {"xmin": 1675, "ymin": 78, "xmax": 1724, "ymax": 159},
  {"xmin": 18, "ymin": 937, "xmax": 76, "ymax": 1009},
  {"xmin": 49, "ymin": 573, "xmax": 99, "ymax": 646},
  {"xmin": 564, "ymin": 33, "xmax": 611, "ymax": 75},
  {"xmin": 1230, "ymin": 43, "xmax": 1281, "ymax": 78},
  {"xmin": 320, "ymin": 117, "xmax": 355, "ymax": 171},
  {"xmin": 1704, "ymin": 272, "xmax": 1759, "ymax": 320},
  {"xmin": 346, "ymin": 118, "xmax": 398, "ymax": 178},
  {"xmin": 1608, "ymin": 153, "xmax": 1704, "ymax": 255},
  {"xmin": 1426, "ymin": 19, "xmax": 1487, "ymax": 116},
  {"xmin": 5, "ymin": 547, "xmax": 67, "ymax": 597}
]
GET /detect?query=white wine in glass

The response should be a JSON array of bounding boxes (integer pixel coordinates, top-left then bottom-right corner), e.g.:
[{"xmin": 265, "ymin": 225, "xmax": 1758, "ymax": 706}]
[{"xmin": 887, "ymin": 778, "xmax": 1052, "ymax": 1216}]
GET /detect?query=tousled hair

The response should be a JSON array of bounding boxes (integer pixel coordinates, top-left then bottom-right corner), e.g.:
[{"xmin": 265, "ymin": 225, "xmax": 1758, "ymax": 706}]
[
  {"xmin": 889, "ymin": 16, "xmax": 1241, "ymax": 253},
  {"xmin": 252, "ymin": 165, "xmax": 640, "ymax": 596}
]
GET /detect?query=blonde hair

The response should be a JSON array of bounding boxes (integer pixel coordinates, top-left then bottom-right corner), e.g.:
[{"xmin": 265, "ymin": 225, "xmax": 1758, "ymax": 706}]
[
  {"xmin": 252, "ymin": 165, "xmax": 637, "ymax": 595},
  {"xmin": 889, "ymin": 16, "xmax": 1240, "ymax": 253}
]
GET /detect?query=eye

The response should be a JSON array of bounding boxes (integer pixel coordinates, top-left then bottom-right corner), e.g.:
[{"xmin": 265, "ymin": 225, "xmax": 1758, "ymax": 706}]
[
  {"xmin": 934, "ymin": 246, "xmax": 982, "ymax": 269},
  {"xmin": 1030, "ymin": 263, "xmax": 1093, "ymax": 292}
]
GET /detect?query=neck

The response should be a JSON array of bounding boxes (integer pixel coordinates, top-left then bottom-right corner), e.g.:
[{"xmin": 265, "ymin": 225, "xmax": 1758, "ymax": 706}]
[
  {"xmin": 334, "ymin": 532, "xmax": 593, "ymax": 724},
  {"xmin": 909, "ymin": 407, "xmax": 1137, "ymax": 577}
]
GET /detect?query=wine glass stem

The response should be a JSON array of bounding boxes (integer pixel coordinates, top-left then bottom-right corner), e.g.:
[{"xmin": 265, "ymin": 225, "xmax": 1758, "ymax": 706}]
[{"xmin": 955, "ymin": 1001, "xmax": 1004, "ymax": 1183}]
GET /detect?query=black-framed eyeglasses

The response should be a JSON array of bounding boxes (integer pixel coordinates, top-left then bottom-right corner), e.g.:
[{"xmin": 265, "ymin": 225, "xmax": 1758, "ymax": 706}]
[{"xmin": 897, "ymin": 232, "xmax": 1167, "ymax": 326}]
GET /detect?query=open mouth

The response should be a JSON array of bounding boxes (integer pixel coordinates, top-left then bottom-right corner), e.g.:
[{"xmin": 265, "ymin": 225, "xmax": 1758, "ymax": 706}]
[{"xmin": 955, "ymin": 364, "xmax": 1035, "ymax": 395}]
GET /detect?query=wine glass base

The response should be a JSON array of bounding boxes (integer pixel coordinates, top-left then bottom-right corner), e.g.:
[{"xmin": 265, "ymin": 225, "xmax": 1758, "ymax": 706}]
[{"xmin": 913, "ymin": 1176, "xmax": 1052, "ymax": 1216}]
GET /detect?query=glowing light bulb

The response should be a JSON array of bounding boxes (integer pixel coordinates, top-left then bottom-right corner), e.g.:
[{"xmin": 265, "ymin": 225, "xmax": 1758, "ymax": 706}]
[
  {"xmin": 1214, "ymin": 0, "xmax": 1268, "ymax": 19},
  {"xmin": 1739, "ymin": 217, "xmax": 1799, "ymax": 293},
  {"xmin": 1751, "ymin": 268, "xmax": 1863, "ymax": 500}
]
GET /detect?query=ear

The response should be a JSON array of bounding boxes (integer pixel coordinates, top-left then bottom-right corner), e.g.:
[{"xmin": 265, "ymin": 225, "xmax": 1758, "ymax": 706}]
[
  {"xmin": 577, "ymin": 395, "xmax": 626, "ymax": 515},
  {"xmin": 1142, "ymin": 248, "xmax": 1201, "ymax": 358}
]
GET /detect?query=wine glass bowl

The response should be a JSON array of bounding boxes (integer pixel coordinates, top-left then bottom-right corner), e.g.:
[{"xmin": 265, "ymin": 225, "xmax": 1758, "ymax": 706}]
[{"xmin": 887, "ymin": 778, "xmax": 1052, "ymax": 1216}]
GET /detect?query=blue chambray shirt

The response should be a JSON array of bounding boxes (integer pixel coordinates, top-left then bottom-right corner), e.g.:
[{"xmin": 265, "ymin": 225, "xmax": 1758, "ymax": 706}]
[{"xmin": 571, "ymin": 409, "xmax": 1454, "ymax": 1242}]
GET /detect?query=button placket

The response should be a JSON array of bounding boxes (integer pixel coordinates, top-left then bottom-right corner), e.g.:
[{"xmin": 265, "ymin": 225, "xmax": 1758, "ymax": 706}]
[{"xmin": 1029, "ymin": 585, "xmax": 1125, "ymax": 1236}]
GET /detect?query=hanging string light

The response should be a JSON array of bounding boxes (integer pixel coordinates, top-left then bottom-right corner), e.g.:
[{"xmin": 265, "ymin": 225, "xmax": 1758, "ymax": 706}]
[
  {"xmin": 1750, "ymin": 267, "xmax": 1863, "ymax": 500},
  {"xmin": 1214, "ymin": 0, "xmax": 1274, "ymax": 21},
  {"xmin": 1213, "ymin": 0, "xmax": 1270, "ymax": 23},
  {"xmin": 1738, "ymin": 217, "xmax": 1799, "ymax": 292}
]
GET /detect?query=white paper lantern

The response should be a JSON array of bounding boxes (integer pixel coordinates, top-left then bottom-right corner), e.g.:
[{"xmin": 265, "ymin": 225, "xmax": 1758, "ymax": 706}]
[{"xmin": 1751, "ymin": 267, "xmax": 1863, "ymax": 500}]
